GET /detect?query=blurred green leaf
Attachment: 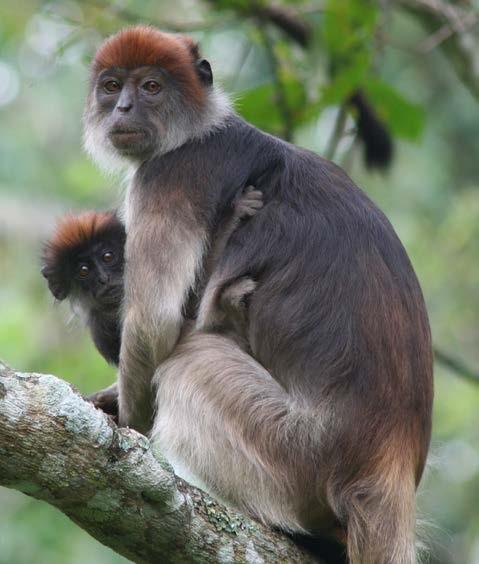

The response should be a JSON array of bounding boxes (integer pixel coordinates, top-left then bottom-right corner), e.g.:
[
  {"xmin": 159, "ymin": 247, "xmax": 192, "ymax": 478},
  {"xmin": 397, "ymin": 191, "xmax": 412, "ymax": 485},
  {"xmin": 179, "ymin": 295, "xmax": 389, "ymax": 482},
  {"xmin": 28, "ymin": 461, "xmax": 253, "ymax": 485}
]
[
  {"xmin": 323, "ymin": 0, "xmax": 377, "ymax": 56},
  {"xmin": 237, "ymin": 76, "xmax": 307, "ymax": 132},
  {"xmin": 320, "ymin": 52, "xmax": 369, "ymax": 106}
]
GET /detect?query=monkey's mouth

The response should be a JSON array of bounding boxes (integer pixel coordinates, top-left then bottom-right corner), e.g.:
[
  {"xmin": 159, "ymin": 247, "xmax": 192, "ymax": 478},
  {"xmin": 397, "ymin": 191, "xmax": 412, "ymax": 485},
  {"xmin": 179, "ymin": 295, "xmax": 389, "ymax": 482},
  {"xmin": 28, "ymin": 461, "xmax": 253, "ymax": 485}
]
[
  {"xmin": 95, "ymin": 284, "xmax": 122, "ymax": 299},
  {"xmin": 109, "ymin": 128, "xmax": 148, "ymax": 150}
]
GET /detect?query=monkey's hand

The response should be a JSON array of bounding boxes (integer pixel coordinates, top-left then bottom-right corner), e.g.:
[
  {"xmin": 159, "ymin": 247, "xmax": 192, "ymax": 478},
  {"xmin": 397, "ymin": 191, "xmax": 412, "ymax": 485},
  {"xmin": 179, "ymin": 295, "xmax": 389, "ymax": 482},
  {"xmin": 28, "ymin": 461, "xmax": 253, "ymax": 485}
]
[
  {"xmin": 86, "ymin": 383, "xmax": 119, "ymax": 422},
  {"xmin": 234, "ymin": 186, "xmax": 263, "ymax": 220}
]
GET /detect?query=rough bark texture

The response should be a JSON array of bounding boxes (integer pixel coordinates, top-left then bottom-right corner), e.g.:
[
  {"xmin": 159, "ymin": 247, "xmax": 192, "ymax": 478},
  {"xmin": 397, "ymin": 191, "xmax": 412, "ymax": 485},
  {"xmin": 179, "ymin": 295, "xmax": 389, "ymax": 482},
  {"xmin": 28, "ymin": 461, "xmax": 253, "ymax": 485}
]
[{"xmin": 0, "ymin": 360, "xmax": 317, "ymax": 563}]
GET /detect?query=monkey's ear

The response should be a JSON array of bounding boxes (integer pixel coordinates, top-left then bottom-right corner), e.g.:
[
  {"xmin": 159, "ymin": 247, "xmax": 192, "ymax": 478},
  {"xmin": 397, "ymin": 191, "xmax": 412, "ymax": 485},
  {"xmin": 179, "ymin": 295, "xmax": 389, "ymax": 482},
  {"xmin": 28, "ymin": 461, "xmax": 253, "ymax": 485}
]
[
  {"xmin": 197, "ymin": 59, "xmax": 213, "ymax": 86},
  {"xmin": 41, "ymin": 265, "xmax": 52, "ymax": 280},
  {"xmin": 41, "ymin": 266, "xmax": 70, "ymax": 301}
]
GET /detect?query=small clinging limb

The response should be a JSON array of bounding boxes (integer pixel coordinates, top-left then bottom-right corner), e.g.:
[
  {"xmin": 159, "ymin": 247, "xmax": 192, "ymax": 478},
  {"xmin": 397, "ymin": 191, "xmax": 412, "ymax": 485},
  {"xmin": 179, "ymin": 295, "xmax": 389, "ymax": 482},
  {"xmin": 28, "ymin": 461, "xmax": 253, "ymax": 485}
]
[
  {"xmin": 195, "ymin": 186, "xmax": 262, "ymax": 335},
  {"xmin": 205, "ymin": 185, "xmax": 263, "ymax": 280}
]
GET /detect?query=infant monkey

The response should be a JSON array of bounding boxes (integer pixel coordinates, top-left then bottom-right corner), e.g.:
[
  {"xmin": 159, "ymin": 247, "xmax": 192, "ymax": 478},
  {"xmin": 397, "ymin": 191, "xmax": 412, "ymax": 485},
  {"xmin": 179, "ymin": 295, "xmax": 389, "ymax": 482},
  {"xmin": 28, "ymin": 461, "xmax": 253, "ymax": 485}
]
[
  {"xmin": 42, "ymin": 211, "xmax": 126, "ymax": 366},
  {"xmin": 41, "ymin": 187, "xmax": 262, "ymax": 415}
]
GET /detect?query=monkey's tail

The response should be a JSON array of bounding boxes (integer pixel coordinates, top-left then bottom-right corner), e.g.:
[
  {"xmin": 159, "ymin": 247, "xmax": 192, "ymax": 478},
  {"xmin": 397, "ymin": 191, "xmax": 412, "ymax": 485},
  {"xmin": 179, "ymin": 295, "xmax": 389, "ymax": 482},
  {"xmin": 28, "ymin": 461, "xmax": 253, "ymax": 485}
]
[
  {"xmin": 349, "ymin": 90, "xmax": 394, "ymax": 171},
  {"xmin": 329, "ymin": 459, "xmax": 417, "ymax": 564}
]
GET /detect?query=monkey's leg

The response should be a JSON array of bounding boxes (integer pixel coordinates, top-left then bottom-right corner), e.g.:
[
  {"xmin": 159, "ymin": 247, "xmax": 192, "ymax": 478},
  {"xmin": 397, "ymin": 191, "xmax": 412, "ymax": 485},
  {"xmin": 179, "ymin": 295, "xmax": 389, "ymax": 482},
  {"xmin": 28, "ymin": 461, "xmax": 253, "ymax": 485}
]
[
  {"xmin": 152, "ymin": 331, "xmax": 325, "ymax": 532},
  {"xmin": 152, "ymin": 332, "xmax": 418, "ymax": 563}
]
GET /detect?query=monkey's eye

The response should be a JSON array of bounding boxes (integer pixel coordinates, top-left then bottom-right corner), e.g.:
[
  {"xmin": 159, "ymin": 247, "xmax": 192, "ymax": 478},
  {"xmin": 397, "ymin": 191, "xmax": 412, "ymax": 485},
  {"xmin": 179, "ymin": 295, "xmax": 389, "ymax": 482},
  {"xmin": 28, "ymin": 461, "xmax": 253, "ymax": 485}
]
[
  {"xmin": 102, "ymin": 251, "xmax": 114, "ymax": 263},
  {"xmin": 142, "ymin": 80, "xmax": 161, "ymax": 94},
  {"xmin": 103, "ymin": 80, "xmax": 121, "ymax": 94},
  {"xmin": 78, "ymin": 264, "xmax": 90, "ymax": 278}
]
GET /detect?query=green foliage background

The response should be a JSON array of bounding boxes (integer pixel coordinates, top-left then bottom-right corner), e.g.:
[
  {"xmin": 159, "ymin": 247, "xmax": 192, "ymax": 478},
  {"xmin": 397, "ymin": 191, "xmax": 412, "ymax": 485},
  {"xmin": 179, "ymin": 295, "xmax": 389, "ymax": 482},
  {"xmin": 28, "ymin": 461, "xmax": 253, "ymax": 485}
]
[{"xmin": 0, "ymin": 1, "xmax": 478, "ymax": 562}]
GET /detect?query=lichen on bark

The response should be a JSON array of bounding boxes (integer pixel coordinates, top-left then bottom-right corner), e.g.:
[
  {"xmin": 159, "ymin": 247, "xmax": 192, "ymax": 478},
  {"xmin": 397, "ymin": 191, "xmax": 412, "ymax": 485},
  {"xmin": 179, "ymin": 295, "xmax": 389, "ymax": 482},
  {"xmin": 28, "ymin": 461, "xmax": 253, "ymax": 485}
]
[{"xmin": 0, "ymin": 361, "xmax": 317, "ymax": 563}]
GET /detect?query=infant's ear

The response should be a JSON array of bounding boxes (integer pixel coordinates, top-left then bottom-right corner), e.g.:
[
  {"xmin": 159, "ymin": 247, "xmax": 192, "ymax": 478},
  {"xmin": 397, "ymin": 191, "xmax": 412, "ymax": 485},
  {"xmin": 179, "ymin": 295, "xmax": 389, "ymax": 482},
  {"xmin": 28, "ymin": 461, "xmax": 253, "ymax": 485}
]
[
  {"xmin": 41, "ymin": 266, "xmax": 70, "ymax": 301},
  {"xmin": 41, "ymin": 265, "xmax": 51, "ymax": 279}
]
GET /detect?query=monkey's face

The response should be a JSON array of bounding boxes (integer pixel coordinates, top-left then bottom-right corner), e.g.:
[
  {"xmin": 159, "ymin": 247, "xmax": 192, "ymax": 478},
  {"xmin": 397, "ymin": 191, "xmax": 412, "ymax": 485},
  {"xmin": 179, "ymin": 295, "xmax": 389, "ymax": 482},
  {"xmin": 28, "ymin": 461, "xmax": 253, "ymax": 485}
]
[
  {"xmin": 95, "ymin": 66, "xmax": 164, "ymax": 158},
  {"xmin": 43, "ymin": 238, "xmax": 124, "ymax": 309},
  {"xmin": 71, "ymin": 239, "xmax": 124, "ymax": 306},
  {"xmin": 84, "ymin": 65, "xmax": 203, "ymax": 168}
]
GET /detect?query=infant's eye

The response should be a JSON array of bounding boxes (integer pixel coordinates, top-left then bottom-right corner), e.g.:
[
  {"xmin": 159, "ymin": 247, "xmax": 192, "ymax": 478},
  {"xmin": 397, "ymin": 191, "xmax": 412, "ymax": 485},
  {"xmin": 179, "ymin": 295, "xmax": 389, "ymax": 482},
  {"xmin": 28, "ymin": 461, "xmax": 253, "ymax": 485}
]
[
  {"xmin": 78, "ymin": 264, "xmax": 90, "ymax": 277},
  {"xmin": 102, "ymin": 251, "xmax": 114, "ymax": 263},
  {"xmin": 103, "ymin": 80, "xmax": 121, "ymax": 94},
  {"xmin": 142, "ymin": 80, "xmax": 161, "ymax": 94}
]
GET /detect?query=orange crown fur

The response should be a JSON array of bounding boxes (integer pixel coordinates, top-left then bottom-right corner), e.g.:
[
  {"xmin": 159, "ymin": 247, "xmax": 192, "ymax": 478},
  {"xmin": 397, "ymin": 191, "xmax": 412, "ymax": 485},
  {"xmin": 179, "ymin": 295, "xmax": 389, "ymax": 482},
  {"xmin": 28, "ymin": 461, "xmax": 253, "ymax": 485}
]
[
  {"xmin": 92, "ymin": 26, "xmax": 205, "ymax": 106},
  {"xmin": 44, "ymin": 211, "xmax": 116, "ymax": 261}
]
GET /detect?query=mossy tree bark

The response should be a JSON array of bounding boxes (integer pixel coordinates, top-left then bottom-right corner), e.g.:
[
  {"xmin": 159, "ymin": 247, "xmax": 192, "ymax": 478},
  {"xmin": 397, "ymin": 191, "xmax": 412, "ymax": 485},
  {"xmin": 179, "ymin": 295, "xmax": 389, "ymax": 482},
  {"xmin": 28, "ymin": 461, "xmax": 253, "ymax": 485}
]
[{"xmin": 0, "ymin": 361, "xmax": 317, "ymax": 563}]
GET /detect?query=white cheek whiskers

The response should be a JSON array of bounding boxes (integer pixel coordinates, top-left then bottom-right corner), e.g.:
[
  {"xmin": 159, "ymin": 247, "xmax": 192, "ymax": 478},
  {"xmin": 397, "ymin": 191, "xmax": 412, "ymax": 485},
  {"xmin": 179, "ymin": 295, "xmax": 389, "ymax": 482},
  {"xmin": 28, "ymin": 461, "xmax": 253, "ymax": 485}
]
[{"xmin": 83, "ymin": 118, "xmax": 129, "ymax": 175}]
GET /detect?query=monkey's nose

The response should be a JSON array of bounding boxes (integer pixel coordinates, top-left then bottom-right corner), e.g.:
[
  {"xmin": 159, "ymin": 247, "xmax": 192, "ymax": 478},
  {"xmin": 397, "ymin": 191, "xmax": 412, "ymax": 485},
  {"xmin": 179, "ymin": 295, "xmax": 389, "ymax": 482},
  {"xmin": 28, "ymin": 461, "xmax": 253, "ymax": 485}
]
[{"xmin": 117, "ymin": 103, "xmax": 132, "ymax": 113}]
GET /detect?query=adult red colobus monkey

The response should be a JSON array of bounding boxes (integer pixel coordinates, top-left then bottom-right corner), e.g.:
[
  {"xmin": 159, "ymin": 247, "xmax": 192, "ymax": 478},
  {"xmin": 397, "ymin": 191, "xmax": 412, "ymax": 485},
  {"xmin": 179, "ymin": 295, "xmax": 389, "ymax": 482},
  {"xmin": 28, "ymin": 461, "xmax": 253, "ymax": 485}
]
[{"xmin": 83, "ymin": 26, "xmax": 433, "ymax": 564}]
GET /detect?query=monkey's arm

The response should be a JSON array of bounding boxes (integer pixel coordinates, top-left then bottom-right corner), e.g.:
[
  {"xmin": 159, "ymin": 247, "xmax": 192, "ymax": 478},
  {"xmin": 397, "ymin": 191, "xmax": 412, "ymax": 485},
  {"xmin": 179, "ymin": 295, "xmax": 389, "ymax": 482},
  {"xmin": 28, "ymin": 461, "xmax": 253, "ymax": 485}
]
[
  {"xmin": 205, "ymin": 186, "xmax": 263, "ymax": 282},
  {"xmin": 196, "ymin": 187, "xmax": 262, "ymax": 333},
  {"xmin": 89, "ymin": 312, "xmax": 122, "ymax": 366},
  {"xmin": 84, "ymin": 314, "xmax": 122, "ymax": 418},
  {"xmin": 80, "ymin": 300, "xmax": 122, "ymax": 420},
  {"xmin": 118, "ymin": 219, "xmax": 202, "ymax": 433}
]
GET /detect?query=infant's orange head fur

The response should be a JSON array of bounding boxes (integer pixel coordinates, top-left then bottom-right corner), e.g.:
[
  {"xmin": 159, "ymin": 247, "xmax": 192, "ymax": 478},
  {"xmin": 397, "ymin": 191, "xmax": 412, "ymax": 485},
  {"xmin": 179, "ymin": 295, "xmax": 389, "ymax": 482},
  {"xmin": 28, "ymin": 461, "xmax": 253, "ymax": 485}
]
[{"xmin": 44, "ymin": 211, "xmax": 114, "ymax": 261}]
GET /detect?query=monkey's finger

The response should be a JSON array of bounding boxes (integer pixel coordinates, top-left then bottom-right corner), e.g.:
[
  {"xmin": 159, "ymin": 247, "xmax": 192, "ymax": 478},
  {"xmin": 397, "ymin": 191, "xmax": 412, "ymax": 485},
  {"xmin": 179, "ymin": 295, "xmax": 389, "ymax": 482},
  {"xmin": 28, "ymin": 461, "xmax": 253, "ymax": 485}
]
[
  {"xmin": 244, "ymin": 189, "xmax": 263, "ymax": 199},
  {"xmin": 246, "ymin": 198, "xmax": 264, "ymax": 208},
  {"xmin": 237, "ymin": 202, "xmax": 263, "ymax": 217},
  {"xmin": 240, "ymin": 190, "xmax": 264, "ymax": 207},
  {"xmin": 241, "ymin": 199, "xmax": 264, "ymax": 212}
]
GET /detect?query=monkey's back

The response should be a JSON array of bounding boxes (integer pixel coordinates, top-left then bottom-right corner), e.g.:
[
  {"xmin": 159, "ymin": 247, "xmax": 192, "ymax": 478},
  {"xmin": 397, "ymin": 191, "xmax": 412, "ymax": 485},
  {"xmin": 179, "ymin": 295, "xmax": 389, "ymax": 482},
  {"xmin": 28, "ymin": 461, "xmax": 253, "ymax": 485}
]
[
  {"xmin": 138, "ymin": 114, "xmax": 433, "ymax": 483},
  {"xmin": 216, "ymin": 120, "xmax": 433, "ymax": 483}
]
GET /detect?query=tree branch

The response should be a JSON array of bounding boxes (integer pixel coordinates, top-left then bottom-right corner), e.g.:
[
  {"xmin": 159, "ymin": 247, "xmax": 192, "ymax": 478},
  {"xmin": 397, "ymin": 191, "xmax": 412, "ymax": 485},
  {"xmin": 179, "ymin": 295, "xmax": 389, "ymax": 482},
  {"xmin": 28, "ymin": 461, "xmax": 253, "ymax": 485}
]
[
  {"xmin": 324, "ymin": 104, "xmax": 349, "ymax": 161},
  {"xmin": 0, "ymin": 361, "xmax": 316, "ymax": 563},
  {"xmin": 255, "ymin": 5, "xmax": 312, "ymax": 47},
  {"xmin": 259, "ymin": 27, "xmax": 294, "ymax": 142},
  {"xmin": 433, "ymin": 346, "xmax": 479, "ymax": 385},
  {"xmin": 399, "ymin": 0, "xmax": 479, "ymax": 99}
]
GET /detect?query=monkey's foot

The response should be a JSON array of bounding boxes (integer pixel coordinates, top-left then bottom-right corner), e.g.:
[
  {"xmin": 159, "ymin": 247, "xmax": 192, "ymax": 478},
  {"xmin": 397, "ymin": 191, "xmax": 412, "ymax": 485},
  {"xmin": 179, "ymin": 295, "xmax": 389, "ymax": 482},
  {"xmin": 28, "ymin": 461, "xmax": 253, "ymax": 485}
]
[{"xmin": 220, "ymin": 276, "xmax": 256, "ymax": 311}]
